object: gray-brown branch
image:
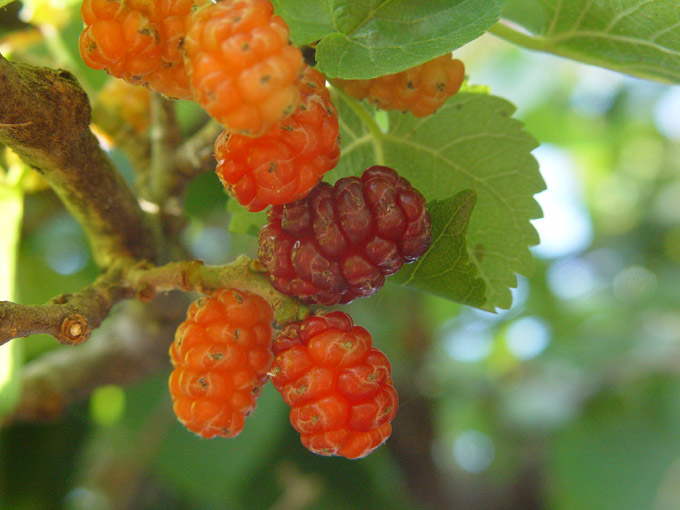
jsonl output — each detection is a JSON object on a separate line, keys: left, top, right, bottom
{"left": 4, "top": 256, "right": 310, "bottom": 422}
{"left": 0, "top": 53, "right": 158, "bottom": 267}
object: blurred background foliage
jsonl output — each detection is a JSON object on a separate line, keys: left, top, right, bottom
{"left": 2, "top": 1, "right": 680, "bottom": 509}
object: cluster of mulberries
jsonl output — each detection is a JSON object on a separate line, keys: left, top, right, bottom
{"left": 79, "top": 0, "right": 465, "bottom": 460}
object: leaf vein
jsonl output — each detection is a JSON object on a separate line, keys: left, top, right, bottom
{"left": 546, "top": 30, "right": 680, "bottom": 57}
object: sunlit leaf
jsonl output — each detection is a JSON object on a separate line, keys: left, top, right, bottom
{"left": 17, "top": 0, "right": 79, "bottom": 28}
{"left": 498, "top": 0, "right": 680, "bottom": 83}
{"left": 272, "top": 0, "right": 508, "bottom": 79}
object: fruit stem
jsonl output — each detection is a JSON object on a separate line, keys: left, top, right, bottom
{"left": 487, "top": 22, "right": 549, "bottom": 53}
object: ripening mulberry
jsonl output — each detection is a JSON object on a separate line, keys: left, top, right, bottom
{"left": 258, "top": 165, "right": 431, "bottom": 305}
{"left": 332, "top": 54, "right": 465, "bottom": 117}
{"left": 184, "top": 0, "right": 304, "bottom": 136}
{"left": 214, "top": 66, "right": 340, "bottom": 212}
{"left": 169, "top": 288, "right": 274, "bottom": 438}
{"left": 270, "top": 311, "right": 398, "bottom": 459}
{"left": 79, "top": 0, "right": 199, "bottom": 99}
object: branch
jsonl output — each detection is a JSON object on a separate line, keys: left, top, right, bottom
{"left": 0, "top": 263, "right": 132, "bottom": 346}
{"left": 7, "top": 298, "right": 184, "bottom": 423}
{"left": 135, "top": 95, "right": 190, "bottom": 250}
{"left": 146, "top": 93, "right": 183, "bottom": 204}
{"left": 386, "top": 294, "right": 459, "bottom": 509}
{"left": 156, "top": 118, "right": 223, "bottom": 201}
{"left": 0, "top": 255, "right": 308, "bottom": 346}
{"left": 0, "top": 53, "right": 158, "bottom": 266}
{"left": 126, "top": 255, "right": 309, "bottom": 326}
{"left": 5, "top": 255, "right": 310, "bottom": 422}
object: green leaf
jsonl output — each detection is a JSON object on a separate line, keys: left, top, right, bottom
{"left": 392, "top": 191, "right": 486, "bottom": 307}
{"left": 271, "top": 0, "right": 335, "bottom": 43}
{"left": 500, "top": 0, "right": 545, "bottom": 34}
{"left": 0, "top": 0, "right": 14, "bottom": 9}
{"left": 227, "top": 199, "right": 267, "bottom": 236}
{"left": 272, "top": 0, "right": 508, "bottom": 79}
{"left": 496, "top": 0, "right": 680, "bottom": 84}
{"left": 330, "top": 90, "right": 544, "bottom": 311}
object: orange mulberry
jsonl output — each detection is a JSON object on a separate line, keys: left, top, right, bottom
{"left": 169, "top": 288, "right": 274, "bottom": 438}
{"left": 270, "top": 311, "right": 398, "bottom": 459}
{"left": 184, "top": 0, "right": 304, "bottom": 136}
{"left": 79, "top": 0, "right": 199, "bottom": 99}
{"left": 332, "top": 54, "right": 465, "bottom": 117}
{"left": 214, "top": 66, "right": 340, "bottom": 212}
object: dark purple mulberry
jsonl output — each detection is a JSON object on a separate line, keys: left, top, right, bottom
{"left": 258, "top": 166, "right": 431, "bottom": 305}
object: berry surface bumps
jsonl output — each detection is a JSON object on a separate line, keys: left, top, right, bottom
{"left": 169, "top": 288, "right": 274, "bottom": 439}
{"left": 332, "top": 54, "right": 465, "bottom": 117}
{"left": 215, "top": 66, "right": 340, "bottom": 212}
{"left": 184, "top": 0, "right": 304, "bottom": 136}
{"left": 270, "top": 311, "right": 398, "bottom": 459}
{"left": 79, "top": 0, "right": 198, "bottom": 99}
{"left": 258, "top": 165, "right": 432, "bottom": 305}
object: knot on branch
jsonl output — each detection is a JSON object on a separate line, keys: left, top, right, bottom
{"left": 51, "top": 293, "right": 73, "bottom": 305}
{"left": 59, "top": 314, "right": 90, "bottom": 345}
{"left": 179, "top": 260, "right": 206, "bottom": 292}
{"left": 136, "top": 284, "right": 157, "bottom": 302}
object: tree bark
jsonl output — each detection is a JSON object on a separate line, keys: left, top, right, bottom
{"left": 0, "top": 54, "right": 157, "bottom": 267}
